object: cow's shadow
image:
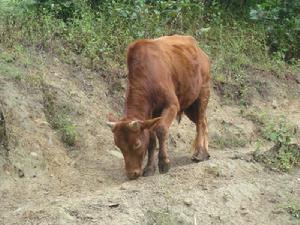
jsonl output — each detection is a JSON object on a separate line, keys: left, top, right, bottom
{"left": 105, "top": 151, "right": 198, "bottom": 183}
{"left": 170, "top": 152, "right": 195, "bottom": 168}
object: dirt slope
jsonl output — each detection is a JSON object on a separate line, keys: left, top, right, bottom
{"left": 0, "top": 48, "right": 300, "bottom": 225}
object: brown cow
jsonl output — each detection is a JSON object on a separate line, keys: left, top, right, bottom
{"left": 107, "top": 35, "right": 211, "bottom": 180}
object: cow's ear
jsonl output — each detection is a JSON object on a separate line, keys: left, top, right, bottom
{"left": 142, "top": 117, "right": 161, "bottom": 131}
{"left": 106, "top": 114, "right": 118, "bottom": 131}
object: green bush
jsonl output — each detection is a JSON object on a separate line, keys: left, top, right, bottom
{"left": 251, "top": 114, "right": 300, "bottom": 172}
{"left": 250, "top": 1, "right": 300, "bottom": 60}
{"left": 0, "top": 0, "right": 299, "bottom": 81}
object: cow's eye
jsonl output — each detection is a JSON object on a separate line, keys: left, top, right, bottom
{"left": 133, "top": 140, "right": 142, "bottom": 149}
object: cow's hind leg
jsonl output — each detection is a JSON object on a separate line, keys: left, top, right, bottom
{"left": 143, "top": 132, "right": 157, "bottom": 177}
{"left": 184, "top": 86, "right": 210, "bottom": 162}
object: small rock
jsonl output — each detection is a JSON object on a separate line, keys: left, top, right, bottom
{"left": 202, "top": 185, "right": 208, "bottom": 191}
{"left": 108, "top": 203, "right": 119, "bottom": 208}
{"left": 18, "top": 169, "right": 24, "bottom": 178}
{"left": 183, "top": 198, "right": 193, "bottom": 206}
{"left": 240, "top": 210, "right": 249, "bottom": 216}
{"left": 120, "top": 183, "right": 129, "bottom": 190}
{"left": 30, "top": 152, "right": 38, "bottom": 158}
{"left": 272, "top": 100, "right": 278, "bottom": 109}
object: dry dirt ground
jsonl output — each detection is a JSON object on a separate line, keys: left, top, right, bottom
{"left": 0, "top": 48, "right": 300, "bottom": 225}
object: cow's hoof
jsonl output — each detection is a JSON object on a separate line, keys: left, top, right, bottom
{"left": 191, "top": 151, "right": 210, "bottom": 163}
{"left": 158, "top": 161, "right": 170, "bottom": 174}
{"left": 143, "top": 165, "right": 156, "bottom": 177}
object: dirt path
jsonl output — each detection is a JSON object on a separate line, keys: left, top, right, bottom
{"left": 1, "top": 148, "right": 300, "bottom": 225}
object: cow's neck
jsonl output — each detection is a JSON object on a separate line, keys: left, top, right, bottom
{"left": 124, "top": 83, "right": 150, "bottom": 121}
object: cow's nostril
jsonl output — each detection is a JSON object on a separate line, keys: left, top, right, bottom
{"left": 127, "top": 170, "right": 141, "bottom": 180}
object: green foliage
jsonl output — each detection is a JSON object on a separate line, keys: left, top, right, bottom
{"left": 249, "top": 112, "right": 300, "bottom": 172}
{"left": 32, "top": 0, "right": 83, "bottom": 21}
{"left": 0, "top": 0, "right": 299, "bottom": 99}
{"left": 43, "top": 86, "right": 77, "bottom": 146}
{"left": 212, "top": 133, "right": 247, "bottom": 150}
{"left": 245, "top": 111, "right": 297, "bottom": 145}
{"left": 250, "top": 1, "right": 300, "bottom": 60}
{"left": 261, "top": 116, "right": 294, "bottom": 146}
{"left": 0, "top": 50, "right": 23, "bottom": 81}
{"left": 253, "top": 141, "right": 300, "bottom": 172}
{"left": 210, "top": 19, "right": 271, "bottom": 106}
{"left": 52, "top": 114, "right": 77, "bottom": 146}
{"left": 0, "top": 0, "right": 206, "bottom": 68}
{"left": 1, "top": 0, "right": 299, "bottom": 62}
{"left": 146, "top": 209, "right": 181, "bottom": 225}
{"left": 286, "top": 205, "right": 300, "bottom": 220}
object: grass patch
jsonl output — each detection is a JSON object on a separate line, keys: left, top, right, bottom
{"left": 244, "top": 111, "right": 299, "bottom": 143}
{"left": 278, "top": 201, "right": 300, "bottom": 220}
{"left": 1, "top": 46, "right": 76, "bottom": 146}
{"left": 286, "top": 204, "right": 300, "bottom": 220}
{"left": 146, "top": 209, "right": 181, "bottom": 225}
{"left": 42, "top": 85, "right": 77, "bottom": 147}
{"left": 0, "top": 45, "right": 44, "bottom": 84}
{"left": 254, "top": 143, "right": 300, "bottom": 172}
{"left": 248, "top": 111, "right": 300, "bottom": 171}
{"left": 212, "top": 133, "right": 247, "bottom": 150}
{"left": 211, "top": 120, "right": 247, "bottom": 149}
{"left": 0, "top": 62, "right": 23, "bottom": 81}
{"left": 52, "top": 114, "right": 77, "bottom": 146}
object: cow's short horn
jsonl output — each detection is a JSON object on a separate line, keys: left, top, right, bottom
{"left": 106, "top": 121, "right": 117, "bottom": 130}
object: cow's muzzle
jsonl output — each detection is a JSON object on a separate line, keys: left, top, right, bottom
{"left": 126, "top": 169, "right": 142, "bottom": 180}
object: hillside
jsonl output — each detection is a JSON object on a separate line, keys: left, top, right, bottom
{"left": 0, "top": 44, "right": 300, "bottom": 224}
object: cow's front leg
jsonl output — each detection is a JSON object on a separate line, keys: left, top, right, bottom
{"left": 143, "top": 132, "right": 157, "bottom": 177}
{"left": 156, "top": 104, "right": 179, "bottom": 174}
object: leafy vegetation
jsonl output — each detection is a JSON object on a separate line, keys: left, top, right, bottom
{"left": 248, "top": 112, "right": 300, "bottom": 172}
{"left": 52, "top": 114, "right": 77, "bottom": 146}
{"left": 286, "top": 204, "right": 300, "bottom": 220}
{"left": 211, "top": 121, "right": 247, "bottom": 149}
{"left": 0, "top": 0, "right": 299, "bottom": 105}
{"left": 212, "top": 133, "right": 247, "bottom": 150}
{"left": 0, "top": 49, "right": 24, "bottom": 81}
{"left": 43, "top": 85, "right": 77, "bottom": 146}
{"left": 250, "top": 1, "right": 300, "bottom": 61}
{"left": 0, "top": 0, "right": 299, "bottom": 107}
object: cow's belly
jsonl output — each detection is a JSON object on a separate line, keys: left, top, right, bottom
{"left": 177, "top": 90, "right": 199, "bottom": 111}
{"left": 175, "top": 73, "right": 202, "bottom": 111}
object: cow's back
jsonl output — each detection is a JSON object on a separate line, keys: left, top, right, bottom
{"left": 127, "top": 35, "right": 210, "bottom": 113}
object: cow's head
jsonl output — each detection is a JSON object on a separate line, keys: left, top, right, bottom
{"left": 107, "top": 115, "right": 161, "bottom": 180}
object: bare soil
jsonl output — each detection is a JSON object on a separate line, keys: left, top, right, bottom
{"left": 0, "top": 48, "right": 300, "bottom": 225}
